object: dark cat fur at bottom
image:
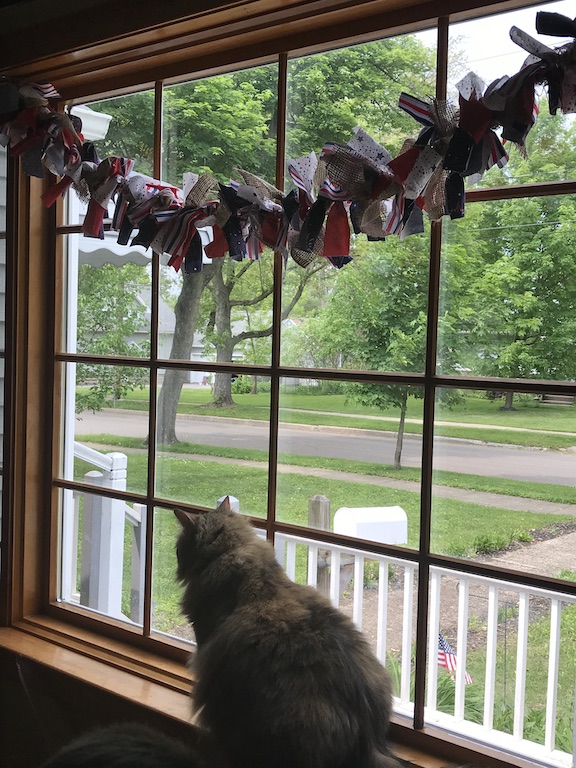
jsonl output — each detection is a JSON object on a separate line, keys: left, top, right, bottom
{"left": 175, "top": 497, "right": 402, "bottom": 768}
{"left": 40, "top": 722, "right": 211, "bottom": 768}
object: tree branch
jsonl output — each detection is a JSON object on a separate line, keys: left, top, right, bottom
{"left": 231, "top": 284, "right": 274, "bottom": 308}
{"left": 224, "top": 260, "right": 252, "bottom": 289}
{"left": 281, "top": 262, "right": 325, "bottom": 320}
{"left": 232, "top": 327, "right": 272, "bottom": 343}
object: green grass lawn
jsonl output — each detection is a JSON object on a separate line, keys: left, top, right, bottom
{"left": 74, "top": 450, "right": 570, "bottom": 558}
{"left": 102, "top": 388, "right": 576, "bottom": 430}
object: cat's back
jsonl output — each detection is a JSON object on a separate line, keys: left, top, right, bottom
{"left": 194, "top": 574, "right": 394, "bottom": 768}
{"left": 202, "top": 569, "right": 389, "bottom": 688}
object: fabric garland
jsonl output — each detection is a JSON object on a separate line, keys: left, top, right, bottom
{"left": 3, "top": 10, "right": 576, "bottom": 271}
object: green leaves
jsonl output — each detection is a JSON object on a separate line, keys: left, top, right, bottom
{"left": 162, "top": 69, "right": 277, "bottom": 185}
{"left": 76, "top": 263, "right": 150, "bottom": 413}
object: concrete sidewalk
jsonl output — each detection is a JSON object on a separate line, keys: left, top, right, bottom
{"left": 274, "top": 461, "right": 576, "bottom": 517}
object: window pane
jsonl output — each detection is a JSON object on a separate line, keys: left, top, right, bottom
{"left": 283, "top": 35, "right": 435, "bottom": 371}
{"left": 161, "top": 65, "right": 278, "bottom": 367}
{"left": 427, "top": 570, "right": 576, "bottom": 758}
{"left": 59, "top": 361, "right": 150, "bottom": 494}
{"left": 276, "top": 377, "right": 421, "bottom": 550}
{"left": 63, "top": 234, "right": 152, "bottom": 358}
{"left": 438, "top": 196, "right": 576, "bottom": 381}
{"left": 431, "top": 387, "right": 576, "bottom": 569}
{"left": 449, "top": 0, "right": 576, "bottom": 188}
{"left": 152, "top": 506, "right": 190, "bottom": 641}
{"left": 66, "top": 92, "right": 154, "bottom": 227}
{"left": 281, "top": 234, "right": 430, "bottom": 373}
{"left": 155, "top": 369, "right": 270, "bottom": 517}
{"left": 58, "top": 485, "right": 145, "bottom": 628}
{"left": 286, "top": 34, "right": 436, "bottom": 159}
{"left": 162, "top": 65, "right": 277, "bottom": 187}
{"left": 90, "top": 92, "right": 155, "bottom": 173}
{"left": 158, "top": 252, "right": 274, "bottom": 367}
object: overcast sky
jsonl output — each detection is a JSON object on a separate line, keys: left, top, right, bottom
{"left": 416, "top": 0, "right": 575, "bottom": 92}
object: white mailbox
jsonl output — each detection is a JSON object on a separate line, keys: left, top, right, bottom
{"left": 334, "top": 506, "right": 407, "bottom": 545}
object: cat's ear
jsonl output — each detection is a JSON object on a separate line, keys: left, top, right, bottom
{"left": 174, "top": 508, "right": 200, "bottom": 529}
{"left": 216, "top": 496, "right": 231, "bottom": 513}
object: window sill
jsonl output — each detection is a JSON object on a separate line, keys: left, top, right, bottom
{"left": 0, "top": 618, "right": 193, "bottom": 722}
{"left": 0, "top": 620, "right": 539, "bottom": 768}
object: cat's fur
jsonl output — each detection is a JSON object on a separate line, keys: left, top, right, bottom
{"left": 41, "top": 722, "right": 210, "bottom": 768}
{"left": 175, "top": 497, "right": 401, "bottom": 768}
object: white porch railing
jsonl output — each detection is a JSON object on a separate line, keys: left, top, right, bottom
{"left": 61, "top": 442, "right": 146, "bottom": 623}
{"left": 272, "top": 531, "right": 576, "bottom": 768}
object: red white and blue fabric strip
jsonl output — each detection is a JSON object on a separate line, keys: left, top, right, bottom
{"left": 398, "top": 92, "right": 433, "bottom": 126}
{"left": 162, "top": 208, "right": 206, "bottom": 262}
{"left": 384, "top": 193, "right": 404, "bottom": 235}
{"left": 319, "top": 178, "right": 349, "bottom": 201}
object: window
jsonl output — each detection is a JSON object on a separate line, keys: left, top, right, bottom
{"left": 3, "top": 1, "right": 576, "bottom": 766}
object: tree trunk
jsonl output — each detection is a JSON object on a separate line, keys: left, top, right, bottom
{"left": 394, "top": 389, "right": 409, "bottom": 470}
{"left": 499, "top": 391, "right": 515, "bottom": 411}
{"left": 156, "top": 265, "right": 216, "bottom": 443}
{"left": 210, "top": 261, "right": 236, "bottom": 407}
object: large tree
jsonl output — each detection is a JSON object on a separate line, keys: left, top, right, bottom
{"left": 200, "top": 254, "right": 324, "bottom": 407}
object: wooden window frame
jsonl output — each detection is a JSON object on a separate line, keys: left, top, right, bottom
{"left": 2, "top": 1, "right": 576, "bottom": 765}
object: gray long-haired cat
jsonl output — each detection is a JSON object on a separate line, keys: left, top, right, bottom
{"left": 175, "top": 497, "right": 401, "bottom": 768}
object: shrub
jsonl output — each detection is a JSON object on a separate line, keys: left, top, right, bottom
{"left": 231, "top": 375, "right": 252, "bottom": 394}
{"left": 473, "top": 534, "right": 508, "bottom": 554}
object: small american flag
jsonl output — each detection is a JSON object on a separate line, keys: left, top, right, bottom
{"left": 438, "top": 633, "right": 473, "bottom": 685}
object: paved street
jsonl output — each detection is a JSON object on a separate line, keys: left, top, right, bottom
{"left": 75, "top": 408, "right": 576, "bottom": 487}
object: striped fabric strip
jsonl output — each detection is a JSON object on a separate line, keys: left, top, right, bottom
{"left": 384, "top": 193, "right": 404, "bottom": 235}
{"left": 112, "top": 195, "right": 130, "bottom": 231}
{"left": 287, "top": 152, "right": 318, "bottom": 202}
{"left": 487, "top": 131, "right": 509, "bottom": 169}
{"left": 319, "top": 142, "right": 338, "bottom": 160}
{"left": 319, "top": 178, "right": 349, "bottom": 201}
{"left": 245, "top": 233, "right": 261, "bottom": 260}
{"left": 29, "top": 82, "right": 61, "bottom": 99}
{"left": 162, "top": 207, "right": 205, "bottom": 259}
{"left": 128, "top": 187, "right": 179, "bottom": 226}
{"left": 398, "top": 92, "right": 433, "bottom": 126}
{"left": 154, "top": 208, "right": 180, "bottom": 224}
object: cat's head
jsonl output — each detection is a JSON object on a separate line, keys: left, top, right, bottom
{"left": 174, "top": 496, "right": 246, "bottom": 581}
